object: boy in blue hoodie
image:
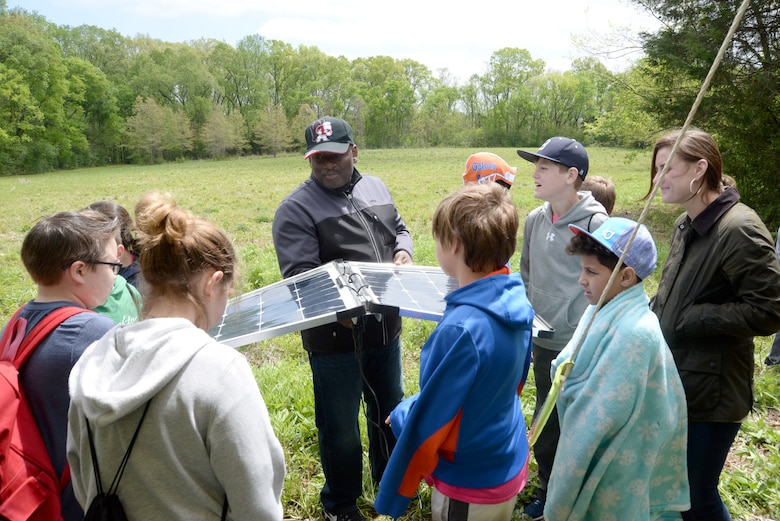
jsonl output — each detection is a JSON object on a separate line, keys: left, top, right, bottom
{"left": 375, "top": 182, "right": 535, "bottom": 520}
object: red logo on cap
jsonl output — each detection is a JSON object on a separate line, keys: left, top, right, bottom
{"left": 314, "top": 121, "right": 333, "bottom": 143}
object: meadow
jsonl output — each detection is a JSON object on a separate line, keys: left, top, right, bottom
{"left": 0, "top": 147, "right": 777, "bottom": 520}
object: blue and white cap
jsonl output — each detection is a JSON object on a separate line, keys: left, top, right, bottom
{"left": 569, "top": 217, "right": 657, "bottom": 279}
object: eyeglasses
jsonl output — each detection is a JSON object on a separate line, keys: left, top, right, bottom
{"left": 88, "top": 260, "right": 123, "bottom": 275}
{"left": 62, "top": 260, "right": 123, "bottom": 275}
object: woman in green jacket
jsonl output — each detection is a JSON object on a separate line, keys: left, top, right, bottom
{"left": 646, "top": 128, "right": 780, "bottom": 521}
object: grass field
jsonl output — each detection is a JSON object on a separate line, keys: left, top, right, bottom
{"left": 1, "top": 147, "right": 777, "bottom": 520}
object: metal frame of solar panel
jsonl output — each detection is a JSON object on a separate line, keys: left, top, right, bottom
{"left": 210, "top": 260, "right": 553, "bottom": 348}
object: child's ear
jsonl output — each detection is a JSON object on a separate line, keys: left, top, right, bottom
{"left": 566, "top": 167, "right": 579, "bottom": 184}
{"left": 202, "top": 269, "right": 225, "bottom": 300}
{"left": 620, "top": 266, "right": 638, "bottom": 287}
{"left": 63, "top": 260, "right": 89, "bottom": 287}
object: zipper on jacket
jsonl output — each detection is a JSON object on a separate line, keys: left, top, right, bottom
{"left": 344, "top": 191, "right": 383, "bottom": 261}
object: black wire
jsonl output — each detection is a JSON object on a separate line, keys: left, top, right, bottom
{"left": 351, "top": 316, "right": 393, "bottom": 469}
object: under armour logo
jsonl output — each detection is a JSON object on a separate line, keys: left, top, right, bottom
{"left": 546, "top": 232, "right": 556, "bottom": 242}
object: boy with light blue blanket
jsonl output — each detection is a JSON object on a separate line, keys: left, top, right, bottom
{"left": 546, "top": 217, "right": 690, "bottom": 521}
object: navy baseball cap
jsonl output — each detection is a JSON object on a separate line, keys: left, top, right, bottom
{"left": 517, "top": 137, "right": 589, "bottom": 180}
{"left": 569, "top": 217, "right": 657, "bottom": 280}
{"left": 304, "top": 117, "right": 354, "bottom": 159}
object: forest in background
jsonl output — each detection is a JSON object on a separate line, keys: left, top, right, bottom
{"left": 1, "top": 0, "right": 779, "bottom": 228}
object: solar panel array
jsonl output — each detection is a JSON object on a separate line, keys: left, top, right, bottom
{"left": 209, "top": 261, "right": 553, "bottom": 348}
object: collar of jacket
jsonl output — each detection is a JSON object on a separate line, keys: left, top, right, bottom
{"left": 690, "top": 186, "right": 740, "bottom": 236}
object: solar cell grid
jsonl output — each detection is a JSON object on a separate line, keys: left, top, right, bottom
{"left": 209, "top": 260, "right": 553, "bottom": 348}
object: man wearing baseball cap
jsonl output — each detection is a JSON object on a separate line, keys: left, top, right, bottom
{"left": 272, "top": 116, "right": 413, "bottom": 521}
{"left": 515, "top": 136, "right": 608, "bottom": 519}
{"left": 544, "top": 216, "right": 689, "bottom": 520}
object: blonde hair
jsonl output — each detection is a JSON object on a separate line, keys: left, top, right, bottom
{"left": 135, "top": 191, "right": 236, "bottom": 322}
{"left": 432, "top": 183, "right": 518, "bottom": 272}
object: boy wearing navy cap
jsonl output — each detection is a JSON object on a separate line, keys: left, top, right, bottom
{"left": 543, "top": 217, "right": 690, "bottom": 520}
{"left": 516, "top": 137, "right": 608, "bottom": 519}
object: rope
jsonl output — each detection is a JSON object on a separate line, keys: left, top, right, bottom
{"left": 529, "top": 0, "right": 754, "bottom": 445}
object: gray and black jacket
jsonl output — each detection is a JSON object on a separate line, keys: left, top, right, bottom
{"left": 520, "top": 192, "right": 608, "bottom": 351}
{"left": 272, "top": 168, "right": 413, "bottom": 353}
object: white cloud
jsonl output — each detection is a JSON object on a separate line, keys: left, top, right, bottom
{"left": 17, "top": 0, "right": 660, "bottom": 81}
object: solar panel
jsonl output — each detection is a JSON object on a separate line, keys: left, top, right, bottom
{"left": 348, "top": 262, "right": 458, "bottom": 321}
{"left": 209, "top": 261, "right": 553, "bottom": 348}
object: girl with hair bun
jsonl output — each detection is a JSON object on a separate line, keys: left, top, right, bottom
{"left": 68, "top": 191, "right": 286, "bottom": 521}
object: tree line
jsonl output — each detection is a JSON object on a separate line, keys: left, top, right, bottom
{"left": 1, "top": 0, "right": 778, "bottom": 229}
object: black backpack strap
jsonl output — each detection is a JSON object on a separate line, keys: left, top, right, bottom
{"left": 221, "top": 495, "right": 229, "bottom": 521}
{"left": 86, "top": 401, "right": 151, "bottom": 496}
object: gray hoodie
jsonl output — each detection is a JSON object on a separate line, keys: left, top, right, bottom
{"left": 520, "top": 192, "right": 608, "bottom": 351}
{"left": 67, "top": 318, "right": 285, "bottom": 520}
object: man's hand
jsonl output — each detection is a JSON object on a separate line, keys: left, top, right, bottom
{"left": 394, "top": 250, "right": 413, "bottom": 265}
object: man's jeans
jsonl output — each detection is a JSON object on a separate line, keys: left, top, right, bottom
{"left": 309, "top": 337, "right": 404, "bottom": 513}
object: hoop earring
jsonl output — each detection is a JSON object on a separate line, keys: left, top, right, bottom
{"left": 689, "top": 177, "right": 703, "bottom": 195}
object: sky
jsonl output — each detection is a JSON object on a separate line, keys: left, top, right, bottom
{"left": 12, "top": 0, "right": 662, "bottom": 83}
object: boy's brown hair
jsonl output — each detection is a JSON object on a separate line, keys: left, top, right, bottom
{"left": 581, "top": 175, "right": 616, "bottom": 214}
{"left": 432, "top": 183, "right": 518, "bottom": 272}
{"left": 21, "top": 212, "right": 119, "bottom": 286}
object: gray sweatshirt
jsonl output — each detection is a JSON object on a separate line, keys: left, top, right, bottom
{"left": 520, "top": 192, "right": 608, "bottom": 351}
{"left": 67, "top": 318, "right": 285, "bottom": 520}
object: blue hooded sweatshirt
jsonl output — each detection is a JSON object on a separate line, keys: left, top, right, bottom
{"left": 375, "top": 272, "right": 534, "bottom": 518}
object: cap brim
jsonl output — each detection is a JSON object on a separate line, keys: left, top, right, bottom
{"left": 304, "top": 142, "right": 351, "bottom": 159}
{"left": 568, "top": 224, "right": 591, "bottom": 238}
{"left": 517, "top": 150, "right": 541, "bottom": 163}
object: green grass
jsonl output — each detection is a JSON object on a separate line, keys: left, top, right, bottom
{"left": 1, "top": 148, "right": 777, "bottom": 520}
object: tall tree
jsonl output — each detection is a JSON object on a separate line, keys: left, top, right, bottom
{"left": 123, "top": 96, "right": 193, "bottom": 163}
{"left": 254, "top": 104, "right": 293, "bottom": 157}
{"left": 478, "top": 48, "right": 544, "bottom": 145}
{"left": 634, "top": 0, "right": 780, "bottom": 227}
{"left": 202, "top": 109, "right": 249, "bottom": 157}
{"left": 352, "top": 56, "right": 417, "bottom": 148}
{"left": 0, "top": 7, "right": 82, "bottom": 172}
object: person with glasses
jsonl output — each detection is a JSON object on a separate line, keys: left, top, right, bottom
{"left": 4, "top": 211, "right": 120, "bottom": 521}
{"left": 272, "top": 116, "right": 413, "bottom": 521}
{"left": 81, "top": 204, "right": 143, "bottom": 325}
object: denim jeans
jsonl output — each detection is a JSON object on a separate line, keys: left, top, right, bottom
{"left": 309, "top": 336, "right": 404, "bottom": 513}
{"left": 682, "top": 421, "right": 741, "bottom": 521}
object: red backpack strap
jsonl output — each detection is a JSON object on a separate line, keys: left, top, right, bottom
{"left": 13, "top": 306, "right": 90, "bottom": 369}
{"left": 1, "top": 305, "right": 90, "bottom": 495}
{"left": 0, "top": 307, "right": 27, "bottom": 363}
